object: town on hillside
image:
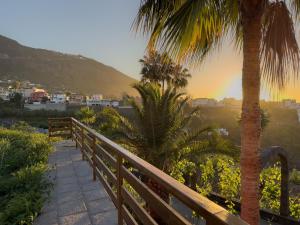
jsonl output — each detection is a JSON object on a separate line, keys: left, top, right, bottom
{"left": 0, "top": 79, "right": 123, "bottom": 111}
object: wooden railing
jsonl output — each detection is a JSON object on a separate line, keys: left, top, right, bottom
{"left": 48, "top": 117, "right": 248, "bottom": 225}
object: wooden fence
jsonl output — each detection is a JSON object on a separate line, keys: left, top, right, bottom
{"left": 48, "top": 117, "right": 248, "bottom": 225}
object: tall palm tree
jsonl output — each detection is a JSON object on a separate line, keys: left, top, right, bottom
{"left": 170, "top": 64, "right": 191, "bottom": 89}
{"left": 134, "top": 1, "right": 300, "bottom": 224}
{"left": 139, "top": 50, "right": 173, "bottom": 91}
{"left": 140, "top": 50, "right": 191, "bottom": 91}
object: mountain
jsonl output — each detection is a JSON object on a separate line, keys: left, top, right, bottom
{"left": 0, "top": 35, "right": 137, "bottom": 97}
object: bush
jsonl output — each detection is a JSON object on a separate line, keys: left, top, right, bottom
{"left": 290, "top": 169, "right": 300, "bottom": 185}
{"left": 0, "top": 128, "right": 52, "bottom": 175}
{"left": 0, "top": 128, "right": 53, "bottom": 225}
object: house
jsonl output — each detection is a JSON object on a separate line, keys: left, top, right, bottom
{"left": 192, "top": 98, "right": 222, "bottom": 107}
{"left": 29, "top": 88, "right": 48, "bottom": 103}
{"left": 0, "top": 87, "right": 10, "bottom": 101}
{"left": 50, "top": 92, "right": 66, "bottom": 103}
{"left": 17, "top": 88, "right": 34, "bottom": 101}
{"left": 68, "top": 93, "right": 85, "bottom": 105}
{"left": 86, "top": 97, "right": 120, "bottom": 107}
{"left": 86, "top": 94, "right": 104, "bottom": 106}
{"left": 282, "top": 99, "right": 298, "bottom": 109}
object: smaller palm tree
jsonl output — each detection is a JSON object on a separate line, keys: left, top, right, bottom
{"left": 140, "top": 51, "right": 191, "bottom": 92}
{"left": 170, "top": 65, "right": 191, "bottom": 90}
{"left": 104, "top": 83, "right": 210, "bottom": 173}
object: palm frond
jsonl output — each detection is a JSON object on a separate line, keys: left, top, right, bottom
{"left": 261, "top": 1, "right": 300, "bottom": 90}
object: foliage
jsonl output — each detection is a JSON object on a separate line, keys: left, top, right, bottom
{"left": 290, "top": 169, "right": 300, "bottom": 185}
{"left": 193, "top": 158, "right": 300, "bottom": 220}
{"left": 96, "top": 107, "right": 122, "bottom": 138}
{"left": 75, "top": 107, "right": 96, "bottom": 125}
{"left": 0, "top": 129, "right": 52, "bottom": 175}
{"left": 11, "top": 121, "right": 36, "bottom": 133}
{"left": 9, "top": 93, "right": 24, "bottom": 109}
{"left": 97, "top": 82, "right": 212, "bottom": 173}
{"left": 0, "top": 128, "right": 52, "bottom": 225}
{"left": 140, "top": 50, "right": 191, "bottom": 91}
{"left": 260, "top": 165, "right": 281, "bottom": 213}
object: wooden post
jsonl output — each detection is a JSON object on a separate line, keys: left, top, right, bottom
{"left": 70, "top": 118, "right": 73, "bottom": 141}
{"left": 92, "top": 135, "right": 96, "bottom": 181}
{"left": 81, "top": 126, "right": 84, "bottom": 160}
{"left": 48, "top": 119, "right": 51, "bottom": 138}
{"left": 75, "top": 124, "right": 78, "bottom": 149}
{"left": 117, "top": 155, "right": 123, "bottom": 225}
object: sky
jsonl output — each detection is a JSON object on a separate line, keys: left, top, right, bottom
{"left": 1, "top": 0, "right": 300, "bottom": 101}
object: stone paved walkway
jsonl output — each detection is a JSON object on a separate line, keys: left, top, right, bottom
{"left": 34, "top": 140, "right": 117, "bottom": 225}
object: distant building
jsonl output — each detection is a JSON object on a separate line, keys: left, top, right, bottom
{"left": 50, "top": 92, "right": 66, "bottom": 103}
{"left": 68, "top": 93, "right": 85, "bottom": 105}
{"left": 86, "top": 98, "right": 120, "bottom": 107}
{"left": 220, "top": 98, "right": 242, "bottom": 109}
{"left": 17, "top": 88, "right": 34, "bottom": 99}
{"left": 0, "top": 87, "right": 9, "bottom": 101}
{"left": 192, "top": 98, "right": 223, "bottom": 107}
{"left": 282, "top": 99, "right": 299, "bottom": 109}
{"left": 29, "top": 88, "right": 48, "bottom": 103}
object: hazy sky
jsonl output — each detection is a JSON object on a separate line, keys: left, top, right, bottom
{"left": 1, "top": 0, "right": 300, "bottom": 100}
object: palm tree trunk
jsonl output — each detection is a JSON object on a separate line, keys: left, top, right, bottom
{"left": 240, "top": 2, "right": 263, "bottom": 224}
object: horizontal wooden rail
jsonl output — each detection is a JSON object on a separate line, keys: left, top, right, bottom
{"left": 48, "top": 117, "right": 248, "bottom": 225}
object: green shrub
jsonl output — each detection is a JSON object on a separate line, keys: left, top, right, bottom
{"left": 290, "top": 169, "right": 300, "bottom": 185}
{"left": 0, "top": 128, "right": 53, "bottom": 225}
{"left": 0, "top": 128, "right": 52, "bottom": 175}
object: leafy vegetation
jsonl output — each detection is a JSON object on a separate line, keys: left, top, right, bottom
{"left": 0, "top": 126, "right": 53, "bottom": 225}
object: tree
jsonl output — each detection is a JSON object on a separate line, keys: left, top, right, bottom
{"left": 140, "top": 50, "right": 191, "bottom": 91}
{"left": 75, "top": 107, "right": 96, "bottom": 125}
{"left": 101, "top": 83, "right": 210, "bottom": 173}
{"left": 9, "top": 93, "right": 24, "bottom": 109}
{"left": 134, "top": 1, "right": 300, "bottom": 224}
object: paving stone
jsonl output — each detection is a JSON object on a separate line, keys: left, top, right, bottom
{"left": 86, "top": 198, "right": 115, "bottom": 215}
{"left": 90, "top": 210, "right": 117, "bottom": 225}
{"left": 78, "top": 175, "right": 94, "bottom": 185}
{"left": 57, "top": 176, "right": 78, "bottom": 186}
{"left": 83, "top": 189, "right": 109, "bottom": 202}
{"left": 57, "top": 169, "right": 75, "bottom": 178}
{"left": 58, "top": 212, "right": 91, "bottom": 225}
{"left": 34, "top": 141, "right": 117, "bottom": 225}
{"left": 41, "top": 199, "right": 57, "bottom": 213}
{"left": 58, "top": 199, "right": 87, "bottom": 217}
{"left": 80, "top": 182, "right": 102, "bottom": 192}
{"left": 56, "top": 183, "right": 80, "bottom": 194}
{"left": 34, "top": 210, "right": 58, "bottom": 225}
{"left": 57, "top": 191, "right": 84, "bottom": 204}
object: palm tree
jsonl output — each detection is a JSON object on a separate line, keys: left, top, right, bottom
{"left": 139, "top": 50, "right": 173, "bottom": 91}
{"left": 140, "top": 50, "right": 191, "bottom": 91}
{"left": 134, "top": 1, "right": 300, "bottom": 224}
{"left": 106, "top": 83, "right": 210, "bottom": 173}
{"left": 170, "top": 65, "right": 191, "bottom": 89}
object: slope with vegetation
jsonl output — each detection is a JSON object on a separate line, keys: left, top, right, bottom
{"left": 0, "top": 35, "right": 136, "bottom": 96}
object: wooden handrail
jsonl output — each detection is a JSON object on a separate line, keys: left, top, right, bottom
{"left": 48, "top": 117, "right": 248, "bottom": 225}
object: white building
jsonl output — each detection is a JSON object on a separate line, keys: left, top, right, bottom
{"left": 17, "top": 88, "right": 34, "bottom": 99}
{"left": 50, "top": 93, "right": 66, "bottom": 103}
{"left": 86, "top": 98, "right": 120, "bottom": 107}
{"left": 0, "top": 88, "right": 9, "bottom": 101}
{"left": 192, "top": 98, "right": 223, "bottom": 107}
{"left": 282, "top": 99, "right": 298, "bottom": 109}
{"left": 90, "top": 94, "right": 103, "bottom": 101}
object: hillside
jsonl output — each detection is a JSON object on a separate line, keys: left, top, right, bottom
{"left": 0, "top": 35, "right": 137, "bottom": 97}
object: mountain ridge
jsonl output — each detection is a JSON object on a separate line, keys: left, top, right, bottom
{"left": 0, "top": 35, "right": 137, "bottom": 97}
